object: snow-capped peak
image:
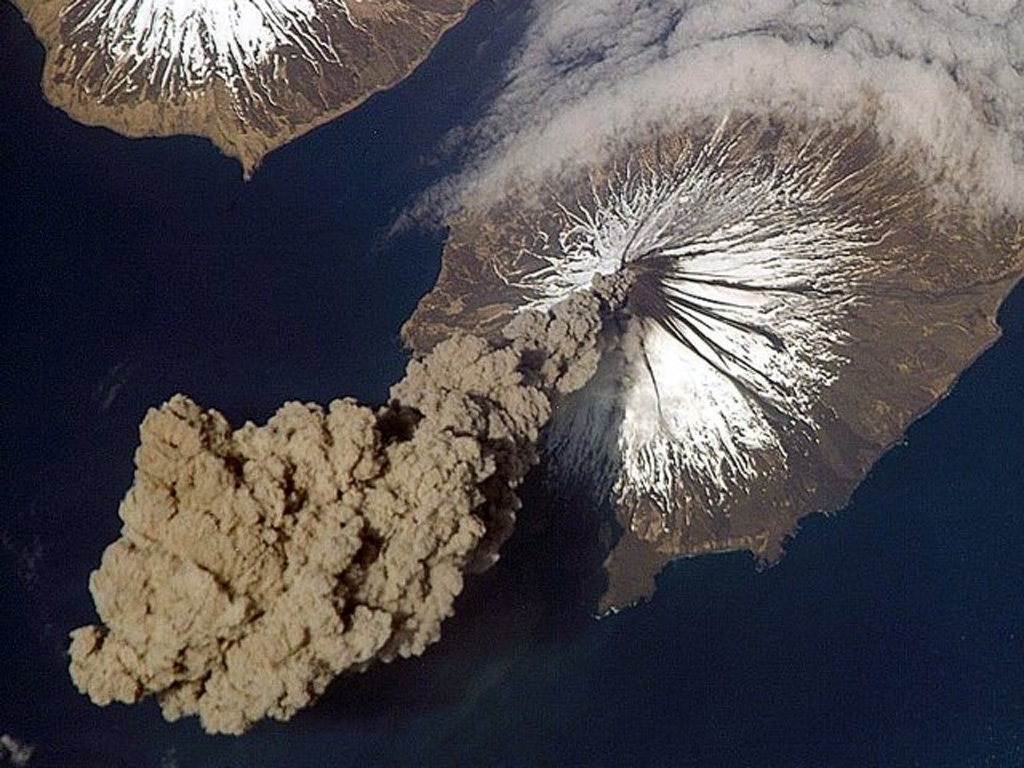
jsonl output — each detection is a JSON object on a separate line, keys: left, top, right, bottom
{"left": 63, "top": 0, "right": 352, "bottom": 94}
{"left": 26, "top": 0, "right": 475, "bottom": 173}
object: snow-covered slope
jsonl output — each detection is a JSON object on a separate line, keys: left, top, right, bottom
{"left": 64, "top": 0, "right": 353, "bottom": 91}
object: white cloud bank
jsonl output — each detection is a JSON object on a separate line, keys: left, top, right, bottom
{"left": 431, "top": 0, "right": 1024, "bottom": 215}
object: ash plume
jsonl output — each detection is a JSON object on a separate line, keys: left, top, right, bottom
{"left": 68, "top": 289, "right": 615, "bottom": 735}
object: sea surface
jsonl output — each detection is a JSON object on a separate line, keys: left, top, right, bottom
{"left": 1, "top": 3, "right": 1022, "bottom": 766}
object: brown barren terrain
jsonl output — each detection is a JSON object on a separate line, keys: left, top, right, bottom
{"left": 14, "top": 0, "right": 477, "bottom": 176}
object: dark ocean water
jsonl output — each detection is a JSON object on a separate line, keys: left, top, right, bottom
{"left": 2, "top": 3, "right": 1022, "bottom": 766}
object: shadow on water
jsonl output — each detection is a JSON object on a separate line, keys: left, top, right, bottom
{"left": 304, "top": 470, "right": 616, "bottom": 724}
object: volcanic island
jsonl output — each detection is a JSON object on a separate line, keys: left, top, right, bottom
{"left": 13, "top": 0, "right": 478, "bottom": 176}
{"left": 404, "top": 116, "right": 1024, "bottom": 612}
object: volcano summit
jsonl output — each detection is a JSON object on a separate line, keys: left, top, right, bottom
{"left": 406, "top": 116, "right": 1024, "bottom": 610}
{"left": 14, "top": 0, "right": 477, "bottom": 175}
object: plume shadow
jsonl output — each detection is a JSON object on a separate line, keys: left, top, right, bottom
{"left": 303, "top": 467, "right": 617, "bottom": 724}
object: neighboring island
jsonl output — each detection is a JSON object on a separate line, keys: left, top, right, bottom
{"left": 13, "top": 0, "right": 478, "bottom": 176}
{"left": 404, "top": 115, "right": 1024, "bottom": 612}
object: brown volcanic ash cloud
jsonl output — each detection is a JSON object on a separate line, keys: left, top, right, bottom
{"left": 67, "top": 289, "right": 612, "bottom": 735}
